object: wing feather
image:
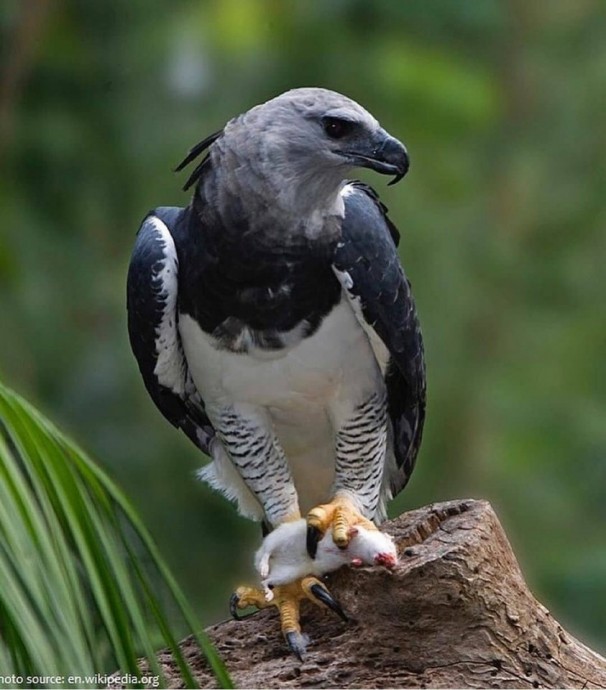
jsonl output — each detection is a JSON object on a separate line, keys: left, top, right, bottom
{"left": 333, "top": 183, "right": 426, "bottom": 498}
{"left": 126, "top": 208, "right": 215, "bottom": 454}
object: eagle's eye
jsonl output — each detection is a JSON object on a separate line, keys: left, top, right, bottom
{"left": 322, "top": 116, "right": 356, "bottom": 140}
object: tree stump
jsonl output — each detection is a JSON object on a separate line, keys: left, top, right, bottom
{"left": 157, "top": 499, "right": 606, "bottom": 688}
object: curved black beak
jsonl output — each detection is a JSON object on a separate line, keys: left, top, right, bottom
{"left": 338, "top": 131, "right": 409, "bottom": 186}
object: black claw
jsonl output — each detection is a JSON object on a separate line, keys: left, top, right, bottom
{"left": 285, "top": 631, "right": 306, "bottom": 661}
{"left": 309, "top": 583, "right": 349, "bottom": 622}
{"left": 229, "top": 592, "right": 257, "bottom": 621}
{"left": 229, "top": 592, "right": 241, "bottom": 620}
{"left": 306, "top": 524, "right": 321, "bottom": 559}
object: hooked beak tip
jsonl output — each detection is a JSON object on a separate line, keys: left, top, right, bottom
{"left": 340, "top": 134, "right": 409, "bottom": 185}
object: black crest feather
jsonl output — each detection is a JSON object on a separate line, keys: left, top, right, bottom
{"left": 174, "top": 129, "right": 223, "bottom": 191}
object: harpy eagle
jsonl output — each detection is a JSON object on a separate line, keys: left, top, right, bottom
{"left": 127, "top": 88, "right": 426, "bottom": 657}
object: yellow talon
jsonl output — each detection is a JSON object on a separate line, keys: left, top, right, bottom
{"left": 229, "top": 585, "right": 269, "bottom": 619}
{"left": 307, "top": 495, "right": 377, "bottom": 551}
{"left": 230, "top": 576, "right": 347, "bottom": 659}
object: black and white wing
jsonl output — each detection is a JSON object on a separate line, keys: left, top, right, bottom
{"left": 333, "top": 182, "right": 426, "bottom": 499}
{"left": 126, "top": 206, "right": 215, "bottom": 454}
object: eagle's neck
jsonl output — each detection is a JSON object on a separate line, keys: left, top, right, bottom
{"left": 197, "top": 145, "right": 344, "bottom": 249}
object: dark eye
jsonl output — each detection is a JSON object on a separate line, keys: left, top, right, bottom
{"left": 322, "top": 116, "right": 356, "bottom": 139}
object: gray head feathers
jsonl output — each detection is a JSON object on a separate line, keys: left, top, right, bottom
{"left": 177, "top": 88, "right": 407, "bottom": 241}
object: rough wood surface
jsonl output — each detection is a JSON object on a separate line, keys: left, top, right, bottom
{"left": 155, "top": 499, "right": 606, "bottom": 688}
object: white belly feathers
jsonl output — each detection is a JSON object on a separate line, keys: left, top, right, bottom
{"left": 178, "top": 297, "right": 381, "bottom": 414}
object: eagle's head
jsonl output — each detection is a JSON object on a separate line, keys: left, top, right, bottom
{"left": 236, "top": 88, "right": 409, "bottom": 188}
{"left": 178, "top": 88, "right": 409, "bottom": 231}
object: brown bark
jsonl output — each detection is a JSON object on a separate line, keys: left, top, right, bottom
{"left": 158, "top": 499, "right": 606, "bottom": 688}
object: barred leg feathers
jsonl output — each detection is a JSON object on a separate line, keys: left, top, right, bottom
{"left": 373, "top": 422, "right": 399, "bottom": 524}
{"left": 197, "top": 440, "right": 264, "bottom": 521}
{"left": 212, "top": 405, "right": 301, "bottom": 526}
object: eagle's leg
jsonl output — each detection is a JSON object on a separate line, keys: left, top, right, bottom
{"left": 230, "top": 577, "right": 347, "bottom": 660}
{"left": 307, "top": 391, "right": 388, "bottom": 557}
{"left": 218, "top": 403, "right": 350, "bottom": 656}
{"left": 213, "top": 403, "right": 301, "bottom": 525}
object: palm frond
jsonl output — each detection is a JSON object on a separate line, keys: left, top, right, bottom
{"left": 0, "top": 381, "right": 232, "bottom": 689}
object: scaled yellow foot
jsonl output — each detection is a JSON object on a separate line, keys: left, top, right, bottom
{"left": 307, "top": 494, "right": 377, "bottom": 555}
{"left": 230, "top": 576, "right": 347, "bottom": 660}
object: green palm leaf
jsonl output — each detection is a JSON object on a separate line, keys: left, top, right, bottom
{"left": 0, "top": 381, "right": 232, "bottom": 689}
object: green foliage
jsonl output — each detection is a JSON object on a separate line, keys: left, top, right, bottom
{"left": 0, "top": 382, "right": 231, "bottom": 688}
{"left": 0, "top": 0, "right": 604, "bottom": 652}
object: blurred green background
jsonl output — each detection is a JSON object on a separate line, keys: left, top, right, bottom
{"left": 1, "top": 0, "right": 605, "bottom": 652}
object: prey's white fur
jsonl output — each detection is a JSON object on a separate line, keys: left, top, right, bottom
{"left": 255, "top": 519, "right": 398, "bottom": 599}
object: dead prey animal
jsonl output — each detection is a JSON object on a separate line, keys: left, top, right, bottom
{"left": 256, "top": 518, "right": 398, "bottom": 599}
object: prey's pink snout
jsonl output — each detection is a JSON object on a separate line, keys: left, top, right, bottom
{"left": 374, "top": 552, "right": 397, "bottom": 569}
